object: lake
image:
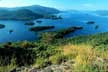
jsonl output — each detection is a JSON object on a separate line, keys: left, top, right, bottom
{"left": 0, "top": 20, "right": 36, "bottom": 43}
{"left": 0, "top": 12, "right": 108, "bottom": 43}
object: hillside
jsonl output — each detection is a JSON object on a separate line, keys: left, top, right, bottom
{"left": 14, "top": 5, "right": 60, "bottom": 15}
{"left": 0, "top": 5, "right": 60, "bottom": 20}
{"left": 0, "top": 32, "right": 108, "bottom": 72}
{"left": 92, "top": 10, "right": 108, "bottom": 16}
{"left": 0, "top": 9, "right": 43, "bottom": 20}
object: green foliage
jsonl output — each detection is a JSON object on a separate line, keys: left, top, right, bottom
{"left": 0, "top": 47, "right": 37, "bottom": 66}
{"left": 0, "top": 32, "right": 108, "bottom": 71}
{"left": 0, "top": 58, "right": 16, "bottom": 72}
{"left": 49, "top": 54, "right": 68, "bottom": 64}
{"left": 20, "top": 40, "right": 36, "bottom": 48}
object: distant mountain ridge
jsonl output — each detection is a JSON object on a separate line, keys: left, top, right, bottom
{"left": 11, "top": 5, "right": 60, "bottom": 15}
{"left": 0, "top": 5, "right": 60, "bottom": 20}
{"left": 91, "top": 10, "right": 108, "bottom": 16}
{"left": 61, "top": 10, "right": 108, "bottom": 18}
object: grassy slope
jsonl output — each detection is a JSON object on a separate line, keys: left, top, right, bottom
{"left": 56, "top": 32, "right": 108, "bottom": 72}
{"left": 0, "top": 32, "right": 108, "bottom": 72}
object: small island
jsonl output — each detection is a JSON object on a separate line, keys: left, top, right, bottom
{"left": 86, "top": 21, "right": 95, "bottom": 24}
{"left": 44, "top": 15, "right": 63, "bottom": 20}
{"left": 0, "top": 24, "right": 5, "bottom": 29}
{"left": 29, "top": 26, "right": 55, "bottom": 32}
{"left": 39, "top": 26, "right": 83, "bottom": 40}
{"left": 54, "top": 26, "right": 83, "bottom": 38}
{"left": 51, "top": 15, "right": 63, "bottom": 20}
{"left": 9, "top": 30, "right": 13, "bottom": 34}
{"left": 95, "top": 25, "right": 99, "bottom": 29}
{"left": 36, "top": 20, "right": 42, "bottom": 23}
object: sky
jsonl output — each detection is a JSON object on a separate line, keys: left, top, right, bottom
{"left": 0, "top": 0, "right": 107, "bottom": 10}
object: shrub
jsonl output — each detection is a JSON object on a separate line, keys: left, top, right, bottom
{"left": 49, "top": 54, "right": 68, "bottom": 64}
{"left": 20, "top": 41, "right": 35, "bottom": 48}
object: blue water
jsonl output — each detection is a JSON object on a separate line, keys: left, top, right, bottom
{"left": 0, "top": 20, "right": 36, "bottom": 43}
{"left": 1, "top": 12, "right": 108, "bottom": 43}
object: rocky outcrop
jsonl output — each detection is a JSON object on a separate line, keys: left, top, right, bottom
{"left": 10, "top": 60, "right": 75, "bottom": 72}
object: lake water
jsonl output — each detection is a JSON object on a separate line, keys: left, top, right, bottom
{"left": 0, "top": 12, "right": 108, "bottom": 43}
{"left": 0, "top": 20, "right": 36, "bottom": 43}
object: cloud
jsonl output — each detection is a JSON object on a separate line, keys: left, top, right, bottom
{"left": 80, "top": 3, "right": 96, "bottom": 10}
{"left": 82, "top": 3, "right": 93, "bottom": 7}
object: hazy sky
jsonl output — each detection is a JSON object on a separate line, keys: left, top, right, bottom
{"left": 0, "top": 0, "right": 107, "bottom": 10}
